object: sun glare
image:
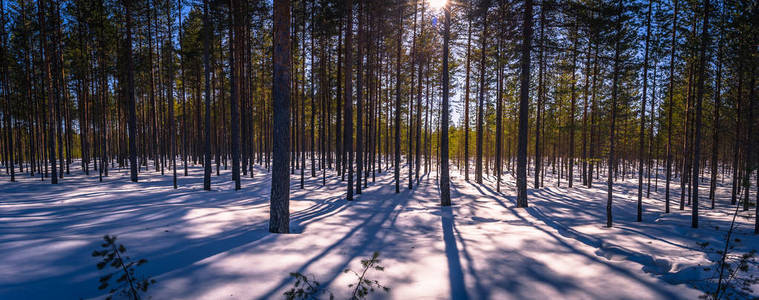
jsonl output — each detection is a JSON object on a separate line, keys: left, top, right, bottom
{"left": 429, "top": 0, "right": 447, "bottom": 10}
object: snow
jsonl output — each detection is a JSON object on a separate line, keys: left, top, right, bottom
{"left": 0, "top": 161, "right": 756, "bottom": 299}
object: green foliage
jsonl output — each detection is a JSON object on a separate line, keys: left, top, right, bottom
{"left": 283, "top": 251, "right": 389, "bottom": 300}
{"left": 698, "top": 206, "right": 759, "bottom": 300}
{"left": 704, "top": 249, "right": 759, "bottom": 300}
{"left": 345, "top": 251, "right": 389, "bottom": 300}
{"left": 92, "top": 235, "right": 155, "bottom": 300}
{"left": 284, "top": 272, "right": 333, "bottom": 300}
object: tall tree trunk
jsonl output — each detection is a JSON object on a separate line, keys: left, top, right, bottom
{"left": 414, "top": 2, "right": 425, "bottom": 185}
{"left": 475, "top": 6, "right": 488, "bottom": 184}
{"left": 393, "top": 0, "right": 402, "bottom": 194}
{"left": 607, "top": 0, "right": 623, "bottom": 227}
{"left": 356, "top": 1, "right": 364, "bottom": 194}
{"left": 1, "top": 0, "right": 14, "bottom": 182}
{"left": 637, "top": 0, "right": 652, "bottom": 222}
{"left": 179, "top": 0, "right": 188, "bottom": 176}
{"left": 581, "top": 42, "right": 591, "bottom": 187}
{"left": 709, "top": 13, "right": 723, "bottom": 208}
{"left": 345, "top": 0, "right": 355, "bottom": 199}
{"left": 270, "top": 0, "right": 291, "bottom": 233}
{"left": 568, "top": 23, "right": 577, "bottom": 188}
{"left": 39, "top": 0, "right": 57, "bottom": 184}
{"left": 203, "top": 0, "right": 212, "bottom": 191}
{"left": 535, "top": 0, "right": 546, "bottom": 189}
{"left": 167, "top": 0, "right": 177, "bottom": 189}
{"left": 516, "top": 0, "right": 533, "bottom": 208}
{"left": 310, "top": 2, "right": 316, "bottom": 178}
{"left": 495, "top": 9, "right": 503, "bottom": 192}
{"left": 463, "top": 3, "right": 472, "bottom": 182}
{"left": 229, "top": 0, "right": 241, "bottom": 190}
{"left": 664, "top": 0, "right": 679, "bottom": 213}
{"left": 690, "top": 0, "right": 709, "bottom": 228}
{"left": 440, "top": 1, "right": 451, "bottom": 206}
{"left": 125, "top": 0, "right": 137, "bottom": 183}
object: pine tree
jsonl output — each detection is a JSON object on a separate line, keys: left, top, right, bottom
{"left": 516, "top": 0, "right": 533, "bottom": 208}
{"left": 440, "top": 0, "right": 451, "bottom": 207}
{"left": 270, "top": 0, "right": 291, "bottom": 233}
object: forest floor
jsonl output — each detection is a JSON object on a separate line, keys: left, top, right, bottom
{"left": 1, "top": 160, "right": 757, "bottom": 299}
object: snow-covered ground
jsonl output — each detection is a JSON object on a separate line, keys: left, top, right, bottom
{"left": 1, "top": 161, "right": 757, "bottom": 299}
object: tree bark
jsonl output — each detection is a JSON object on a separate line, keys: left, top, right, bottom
{"left": 124, "top": 0, "right": 137, "bottom": 183}
{"left": 638, "top": 0, "right": 652, "bottom": 222}
{"left": 664, "top": 0, "right": 679, "bottom": 213}
{"left": 440, "top": 2, "right": 451, "bottom": 206}
{"left": 270, "top": 0, "right": 291, "bottom": 233}
{"left": 517, "top": 0, "right": 533, "bottom": 208}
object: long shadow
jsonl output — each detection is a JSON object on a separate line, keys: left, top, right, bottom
{"left": 0, "top": 165, "right": 357, "bottom": 299}
{"left": 256, "top": 176, "right": 412, "bottom": 300}
{"left": 441, "top": 206, "right": 469, "bottom": 300}
{"left": 448, "top": 181, "right": 496, "bottom": 300}
{"left": 446, "top": 176, "right": 690, "bottom": 299}
{"left": 448, "top": 179, "right": 590, "bottom": 298}
{"left": 484, "top": 188, "right": 690, "bottom": 299}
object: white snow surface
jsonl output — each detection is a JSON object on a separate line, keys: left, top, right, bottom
{"left": 1, "top": 162, "right": 757, "bottom": 299}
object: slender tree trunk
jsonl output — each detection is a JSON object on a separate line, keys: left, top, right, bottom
{"left": 534, "top": 0, "right": 546, "bottom": 189}
{"left": 495, "top": 15, "right": 503, "bottom": 192}
{"left": 664, "top": 0, "right": 679, "bottom": 213}
{"left": 203, "top": 0, "right": 212, "bottom": 190}
{"left": 568, "top": 23, "right": 578, "bottom": 188}
{"left": 709, "top": 22, "right": 723, "bottom": 208}
{"left": 463, "top": 5, "right": 472, "bottom": 182}
{"left": 475, "top": 7, "right": 488, "bottom": 184}
{"left": 607, "top": 0, "right": 623, "bottom": 227}
{"left": 345, "top": 0, "right": 355, "bottom": 199}
{"left": 516, "top": 0, "right": 533, "bottom": 208}
{"left": 394, "top": 0, "right": 402, "bottom": 194}
{"left": 1, "top": 0, "right": 14, "bottom": 182}
{"left": 356, "top": 1, "right": 364, "bottom": 194}
{"left": 167, "top": 0, "right": 177, "bottom": 189}
{"left": 179, "top": 0, "right": 188, "bottom": 176}
{"left": 440, "top": 2, "right": 451, "bottom": 206}
{"left": 124, "top": 0, "right": 137, "bottom": 183}
{"left": 310, "top": 3, "right": 316, "bottom": 178}
{"left": 638, "top": 0, "right": 652, "bottom": 222}
{"left": 581, "top": 42, "right": 591, "bottom": 187}
{"left": 690, "top": 0, "right": 710, "bottom": 228}
{"left": 39, "top": 0, "right": 57, "bottom": 184}
{"left": 229, "top": 0, "right": 241, "bottom": 190}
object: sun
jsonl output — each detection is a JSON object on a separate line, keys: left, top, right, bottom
{"left": 429, "top": 0, "right": 447, "bottom": 10}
